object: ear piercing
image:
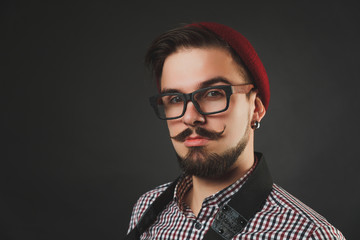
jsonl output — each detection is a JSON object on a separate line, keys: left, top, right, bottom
{"left": 251, "top": 121, "right": 260, "bottom": 129}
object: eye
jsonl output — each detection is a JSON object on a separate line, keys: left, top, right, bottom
{"left": 168, "top": 95, "right": 183, "bottom": 104}
{"left": 205, "top": 89, "right": 224, "bottom": 98}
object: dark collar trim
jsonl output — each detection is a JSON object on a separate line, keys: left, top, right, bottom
{"left": 208, "top": 152, "right": 273, "bottom": 240}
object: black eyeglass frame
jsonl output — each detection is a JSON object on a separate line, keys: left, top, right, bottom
{"left": 149, "top": 84, "right": 255, "bottom": 120}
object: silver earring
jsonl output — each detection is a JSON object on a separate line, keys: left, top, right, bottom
{"left": 251, "top": 121, "right": 260, "bottom": 129}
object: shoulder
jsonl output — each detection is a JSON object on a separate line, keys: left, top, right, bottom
{"left": 127, "top": 182, "right": 172, "bottom": 233}
{"left": 270, "top": 184, "right": 329, "bottom": 225}
{"left": 262, "top": 184, "right": 345, "bottom": 239}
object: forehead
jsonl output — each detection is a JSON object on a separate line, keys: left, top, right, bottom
{"left": 160, "top": 47, "right": 246, "bottom": 92}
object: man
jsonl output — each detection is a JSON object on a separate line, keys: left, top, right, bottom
{"left": 126, "top": 22, "right": 345, "bottom": 239}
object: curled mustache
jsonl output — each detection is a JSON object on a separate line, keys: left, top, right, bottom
{"left": 171, "top": 126, "right": 226, "bottom": 142}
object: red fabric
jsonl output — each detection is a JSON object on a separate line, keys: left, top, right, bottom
{"left": 188, "top": 22, "right": 270, "bottom": 110}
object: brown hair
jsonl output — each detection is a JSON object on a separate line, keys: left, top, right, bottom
{"left": 145, "top": 25, "right": 253, "bottom": 86}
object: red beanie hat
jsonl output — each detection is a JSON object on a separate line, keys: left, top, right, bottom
{"left": 188, "top": 22, "right": 270, "bottom": 110}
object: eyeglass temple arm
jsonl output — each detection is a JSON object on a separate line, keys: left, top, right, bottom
{"left": 231, "top": 84, "right": 255, "bottom": 94}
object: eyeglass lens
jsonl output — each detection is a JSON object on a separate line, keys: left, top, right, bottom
{"left": 156, "top": 87, "right": 228, "bottom": 119}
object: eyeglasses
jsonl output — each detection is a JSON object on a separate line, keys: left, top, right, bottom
{"left": 149, "top": 84, "right": 254, "bottom": 120}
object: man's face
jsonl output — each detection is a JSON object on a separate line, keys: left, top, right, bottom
{"left": 160, "top": 47, "right": 257, "bottom": 177}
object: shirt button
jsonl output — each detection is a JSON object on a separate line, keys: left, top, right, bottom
{"left": 194, "top": 222, "right": 202, "bottom": 230}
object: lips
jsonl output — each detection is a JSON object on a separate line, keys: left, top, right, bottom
{"left": 184, "top": 136, "right": 210, "bottom": 147}
{"left": 171, "top": 126, "right": 226, "bottom": 146}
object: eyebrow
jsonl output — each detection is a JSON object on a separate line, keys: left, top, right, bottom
{"left": 161, "top": 77, "right": 232, "bottom": 94}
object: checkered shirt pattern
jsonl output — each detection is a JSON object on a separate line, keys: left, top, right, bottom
{"left": 128, "top": 169, "right": 345, "bottom": 239}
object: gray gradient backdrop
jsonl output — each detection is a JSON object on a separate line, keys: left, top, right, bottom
{"left": 2, "top": 1, "right": 359, "bottom": 239}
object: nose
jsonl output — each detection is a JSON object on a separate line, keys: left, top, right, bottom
{"left": 182, "top": 101, "right": 206, "bottom": 126}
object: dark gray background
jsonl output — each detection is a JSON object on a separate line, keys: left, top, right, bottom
{"left": 2, "top": 1, "right": 359, "bottom": 239}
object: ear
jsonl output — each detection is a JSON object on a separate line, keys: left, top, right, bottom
{"left": 252, "top": 96, "right": 266, "bottom": 122}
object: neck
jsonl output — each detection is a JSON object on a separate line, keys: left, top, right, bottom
{"left": 185, "top": 148, "right": 255, "bottom": 216}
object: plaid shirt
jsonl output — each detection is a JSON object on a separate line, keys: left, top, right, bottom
{"left": 128, "top": 163, "right": 345, "bottom": 240}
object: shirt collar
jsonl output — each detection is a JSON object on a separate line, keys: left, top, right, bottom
{"left": 173, "top": 156, "right": 259, "bottom": 211}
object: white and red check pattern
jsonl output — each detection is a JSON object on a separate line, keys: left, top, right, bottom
{"left": 128, "top": 167, "right": 345, "bottom": 239}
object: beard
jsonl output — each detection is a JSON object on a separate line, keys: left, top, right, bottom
{"left": 175, "top": 123, "right": 250, "bottom": 178}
